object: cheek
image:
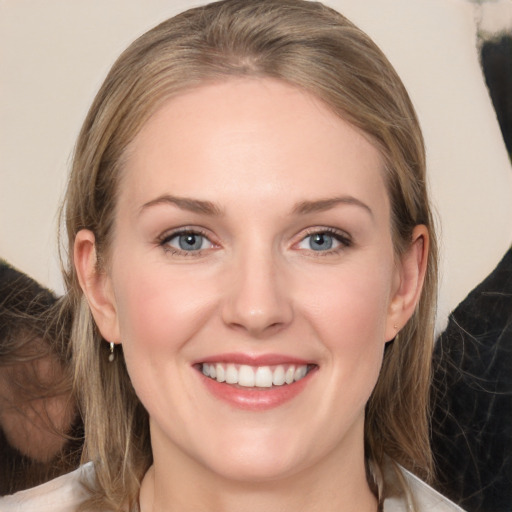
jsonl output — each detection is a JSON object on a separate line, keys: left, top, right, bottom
{"left": 299, "top": 259, "right": 393, "bottom": 393}
{"left": 325, "top": 278, "right": 388, "bottom": 377}
{"left": 301, "top": 261, "right": 393, "bottom": 342}
{"left": 112, "top": 262, "right": 218, "bottom": 357}
{"left": 110, "top": 264, "right": 219, "bottom": 420}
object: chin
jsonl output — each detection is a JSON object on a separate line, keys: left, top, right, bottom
{"left": 206, "top": 454, "right": 304, "bottom": 484}
{"left": 194, "top": 429, "right": 316, "bottom": 484}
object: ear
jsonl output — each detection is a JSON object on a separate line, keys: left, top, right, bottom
{"left": 385, "top": 225, "right": 429, "bottom": 341}
{"left": 74, "top": 229, "right": 120, "bottom": 344}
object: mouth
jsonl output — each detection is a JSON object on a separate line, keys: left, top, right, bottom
{"left": 194, "top": 354, "right": 318, "bottom": 409}
{"left": 198, "top": 362, "right": 315, "bottom": 389}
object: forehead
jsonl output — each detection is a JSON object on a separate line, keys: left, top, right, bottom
{"left": 121, "top": 78, "right": 388, "bottom": 218}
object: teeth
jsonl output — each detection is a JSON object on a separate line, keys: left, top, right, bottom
{"left": 272, "top": 365, "right": 285, "bottom": 386}
{"left": 238, "top": 365, "right": 255, "bottom": 387}
{"left": 215, "top": 363, "right": 225, "bottom": 382}
{"left": 294, "top": 366, "right": 307, "bottom": 381}
{"left": 201, "top": 362, "right": 310, "bottom": 388}
{"left": 226, "top": 364, "right": 238, "bottom": 384}
{"left": 255, "top": 366, "right": 273, "bottom": 388}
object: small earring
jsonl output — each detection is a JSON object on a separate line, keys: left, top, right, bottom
{"left": 108, "top": 342, "right": 115, "bottom": 362}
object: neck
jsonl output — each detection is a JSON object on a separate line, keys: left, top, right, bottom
{"left": 139, "top": 429, "right": 377, "bottom": 512}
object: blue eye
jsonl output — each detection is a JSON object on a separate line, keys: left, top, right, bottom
{"left": 177, "top": 233, "right": 204, "bottom": 250}
{"left": 308, "top": 233, "right": 334, "bottom": 251}
{"left": 297, "top": 230, "right": 350, "bottom": 252}
{"left": 162, "top": 231, "right": 213, "bottom": 252}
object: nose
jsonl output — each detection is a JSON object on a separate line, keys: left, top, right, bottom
{"left": 221, "top": 249, "right": 294, "bottom": 338}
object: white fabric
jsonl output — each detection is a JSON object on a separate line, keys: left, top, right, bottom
{"left": 0, "top": 463, "right": 464, "bottom": 511}
{"left": 385, "top": 469, "right": 465, "bottom": 511}
{"left": 0, "top": 463, "right": 93, "bottom": 512}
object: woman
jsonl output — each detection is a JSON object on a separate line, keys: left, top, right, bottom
{"left": 0, "top": 0, "right": 462, "bottom": 510}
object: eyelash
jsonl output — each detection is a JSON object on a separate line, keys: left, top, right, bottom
{"left": 157, "top": 226, "right": 352, "bottom": 257}
{"left": 157, "top": 227, "right": 214, "bottom": 257}
{"left": 297, "top": 227, "right": 352, "bottom": 256}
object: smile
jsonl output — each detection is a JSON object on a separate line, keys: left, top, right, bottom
{"left": 200, "top": 363, "right": 312, "bottom": 388}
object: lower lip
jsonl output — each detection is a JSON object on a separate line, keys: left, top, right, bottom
{"left": 199, "top": 369, "right": 316, "bottom": 411}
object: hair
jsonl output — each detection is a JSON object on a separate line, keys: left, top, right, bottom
{"left": 0, "top": 261, "right": 81, "bottom": 495}
{"left": 0, "top": 261, "right": 60, "bottom": 365}
{"left": 58, "top": 0, "right": 438, "bottom": 510}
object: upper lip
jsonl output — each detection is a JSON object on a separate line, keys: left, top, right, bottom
{"left": 193, "top": 353, "right": 313, "bottom": 366}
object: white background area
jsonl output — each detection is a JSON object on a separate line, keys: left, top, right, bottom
{"left": 1, "top": 0, "right": 511, "bottom": 332}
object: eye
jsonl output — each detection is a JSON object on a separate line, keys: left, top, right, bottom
{"left": 296, "top": 229, "right": 351, "bottom": 252}
{"left": 160, "top": 230, "right": 215, "bottom": 253}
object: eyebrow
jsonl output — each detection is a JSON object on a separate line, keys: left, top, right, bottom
{"left": 292, "top": 196, "right": 373, "bottom": 217}
{"left": 139, "top": 194, "right": 372, "bottom": 218}
{"left": 139, "top": 194, "right": 223, "bottom": 216}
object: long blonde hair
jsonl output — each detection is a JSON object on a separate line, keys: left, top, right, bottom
{"left": 60, "top": 0, "right": 438, "bottom": 509}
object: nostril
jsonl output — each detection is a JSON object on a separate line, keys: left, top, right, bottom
{"left": 220, "top": 266, "right": 294, "bottom": 334}
{"left": 224, "top": 315, "right": 291, "bottom": 338}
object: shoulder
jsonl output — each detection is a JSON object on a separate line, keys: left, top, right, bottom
{"left": 384, "top": 466, "right": 466, "bottom": 512}
{"left": 0, "top": 463, "right": 94, "bottom": 512}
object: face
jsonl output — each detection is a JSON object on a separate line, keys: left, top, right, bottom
{"left": 79, "top": 78, "right": 423, "bottom": 485}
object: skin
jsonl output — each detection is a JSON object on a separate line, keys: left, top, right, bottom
{"left": 75, "top": 78, "right": 427, "bottom": 512}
